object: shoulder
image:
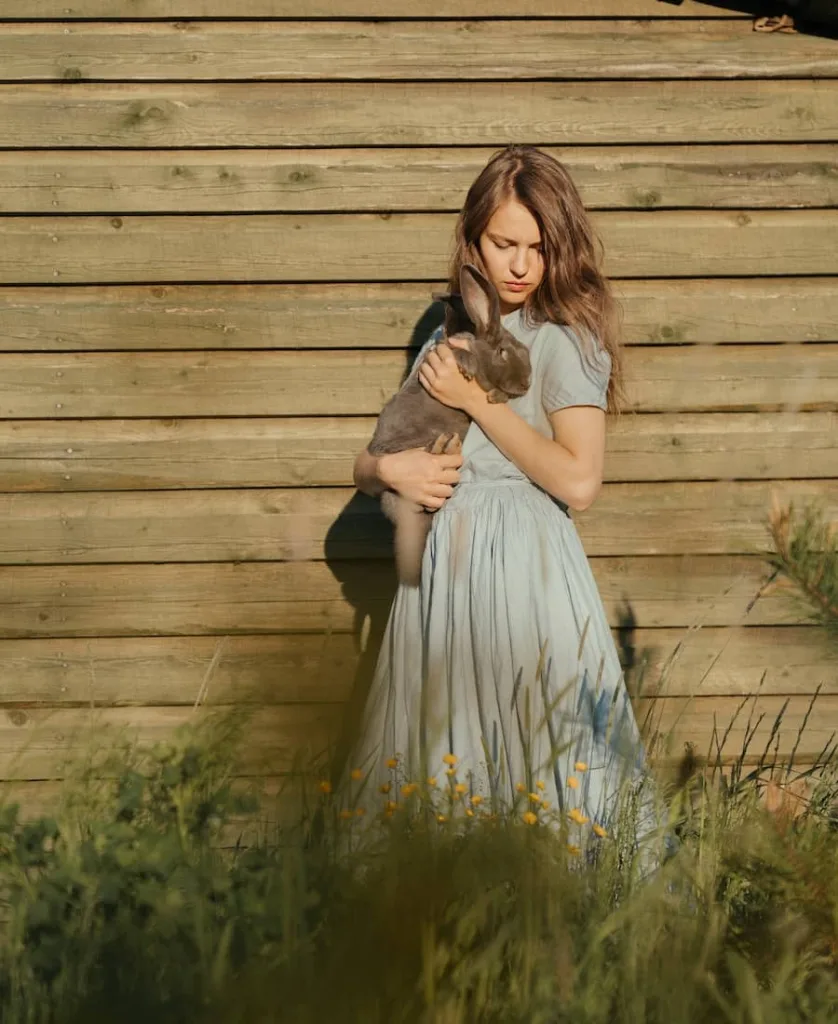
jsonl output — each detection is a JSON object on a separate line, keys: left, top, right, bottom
{"left": 534, "top": 319, "right": 611, "bottom": 413}
{"left": 533, "top": 320, "right": 611, "bottom": 378}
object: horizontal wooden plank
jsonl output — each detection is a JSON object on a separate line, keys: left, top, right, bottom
{"left": 7, "top": 21, "right": 837, "bottom": 82}
{"left": 2, "top": 279, "right": 835, "bottom": 351}
{"left": 2, "top": 412, "right": 835, "bottom": 492}
{"left": 4, "top": 145, "right": 836, "bottom": 214}
{"left": 640, "top": 626, "right": 838, "bottom": 699}
{"left": 0, "top": 345, "right": 835, "bottom": 418}
{"left": 0, "top": 626, "right": 834, "bottom": 705}
{"left": 0, "top": 695, "right": 834, "bottom": 782}
{"left": 1, "top": 1, "right": 751, "bottom": 19}
{"left": 0, "top": 554, "right": 805, "bottom": 635}
{"left": 0, "top": 480, "right": 835, "bottom": 565}
{"left": 0, "top": 634, "right": 360, "bottom": 704}
{"left": 647, "top": 694, "right": 838, "bottom": 763}
{"left": 0, "top": 704, "right": 342, "bottom": 780}
{"left": 1, "top": 82, "right": 835, "bottom": 149}
{"left": 22, "top": 212, "right": 838, "bottom": 291}
{"left": 4, "top": 210, "right": 837, "bottom": 285}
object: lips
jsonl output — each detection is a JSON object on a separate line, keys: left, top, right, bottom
{"left": 503, "top": 282, "right": 529, "bottom": 290}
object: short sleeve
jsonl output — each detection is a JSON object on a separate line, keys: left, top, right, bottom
{"left": 407, "top": 324, "right": 445, "bottom": 375}
{"left": 540, "top": 324, "right": 611, "bottom": 413}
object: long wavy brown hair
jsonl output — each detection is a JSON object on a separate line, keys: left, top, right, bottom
{"left": 448, "top": 145, "right": 626, "bottom": 415}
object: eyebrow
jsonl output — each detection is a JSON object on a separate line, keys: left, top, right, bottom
{"left": 490, "top": 232, "right": 542, "bottom": 247}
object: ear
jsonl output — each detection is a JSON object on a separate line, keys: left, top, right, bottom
{"left": 459, "top": 264, "right": 500, "bottom": 335}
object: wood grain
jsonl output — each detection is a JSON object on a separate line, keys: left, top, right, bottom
{"left": 0, "top": 695, "right": 834, "bottom": 781}
{"left": 2, "top": 279, "right": 835, "bottom": 351}
{"left": 0, "top": 345, "right": 835, "bottom": 418}
{"left": 1, "top": 82, "right": 835, "bottom": 148}
{"left": 0, "top": 627, "right": 834, "bottom": 705}
{"left": 0, "top": 480, "right": 834, "bottom": 564}
{"left": 2, "top": 1, "right": 751, "bottom": 19}
{"left": 2, "top": 412, "right": 834, "bottom": 492}
{"left": 0, "top": 704, "right": 342, "bottom": 780}
{"left": 0, "top": 555, "right": 801, "bottom": 634}
{"left": 4, "top": 146, "right": 836, "bottom": 214}
{"left": 4, "top": 210, "right": 837, "bottom": 284}
{"left": 8, "top": 21, "right": 837, "bottom": 82}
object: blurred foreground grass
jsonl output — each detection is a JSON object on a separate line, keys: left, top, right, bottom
{"left": 2, "top": 494, "right": 837, "bottom": 1023}
{"left": 1, "top": 705, "right": 838, "bottom": 1024}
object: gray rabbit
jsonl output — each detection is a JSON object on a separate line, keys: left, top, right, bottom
{"left": 368, "top": 264, "right": 532, "bottom": 586}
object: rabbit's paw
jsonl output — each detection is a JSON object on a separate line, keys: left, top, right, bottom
{"left": 430, "top": 432, "right": 455, "bottom": 455}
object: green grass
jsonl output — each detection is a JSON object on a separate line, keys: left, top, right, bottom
{"left": 1, "top": 704, "right": 838, "bottom": 1024}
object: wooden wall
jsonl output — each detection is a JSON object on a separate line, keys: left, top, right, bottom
{"left": 1, "top": 0, "right": 838, "bottom": 805}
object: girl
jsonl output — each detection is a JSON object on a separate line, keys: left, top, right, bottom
{"left": 341, "top": 145, "right": 655, "bottom": 845}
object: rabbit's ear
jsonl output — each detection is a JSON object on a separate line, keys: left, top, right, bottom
{"left": 459, "top": 264, "right": 501, "bottom": 335}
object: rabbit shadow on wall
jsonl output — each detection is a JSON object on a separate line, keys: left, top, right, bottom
{"left": 322, "top": 299, "right": 446, "bottom": 781}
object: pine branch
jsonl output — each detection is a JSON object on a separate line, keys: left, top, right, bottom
{"left": 763, "top": 492, "right": 838, "bottom": 636}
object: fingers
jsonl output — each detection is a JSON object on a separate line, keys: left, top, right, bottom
{"left": 425, "top": 345, "right": 456, "bottom": 370}
{"left": 417, "top": 366, "right": 434, "bottom": 394}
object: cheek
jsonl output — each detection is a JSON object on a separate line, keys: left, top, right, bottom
{"left": 478, "top": 238, "right": 506, "bottom": 281}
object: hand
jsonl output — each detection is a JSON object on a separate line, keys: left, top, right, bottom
{"left": 378, "top": 447, "right": 463, "bottom": 510}
{"left": 418, "top": 340, "right": 485, "bottom": 415}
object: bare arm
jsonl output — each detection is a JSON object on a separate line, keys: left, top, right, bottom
{"left": 353, "top": 445, "right": 463, "bottom": 510}
{"left": 418, "top": 343, "right": 606, "bottom": 512}
{"left": 468, "top": 401, "right": 606, "bottom": 511}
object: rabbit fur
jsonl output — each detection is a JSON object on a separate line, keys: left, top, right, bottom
{"left": 367, "top": 264, "right": 532, "bottom": 587}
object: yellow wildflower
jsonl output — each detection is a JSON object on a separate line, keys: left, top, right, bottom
{"left": 592, "top": 824, "right": 608, "bottom": 838}
{"left": 522, "top": 811, "right": 538, "bottom": 825}
{"left": 318, "top": 780, "right": 332, "bottom": 794}
{"left": 541, "top": 800, "right": 550, "bottom": 811}
{"left": 567, "top": 776, "right": 579, "bottom": 790}
{"left": 339, "top": 809, "right": 353, "bottom": 820}
{"left": 442, "top": 754, "right": 458, "bottom": 766}
{"left": 567, "top": 844, "right": 581, "bottom": 856}
{"left": 445, "top": 768, "right": 457, "bottom": 777}
{"left": 536, "top": 780, "right": 546, "bottom": 791}
{"left": 528, "top": 792, "right": 541, "bottom": 804}
{"left": 568, "top": 808, "right": 590, "bottom": 825}
{"left": 355, "top": 807, "right": 366, "bottom": 817}
{"left": 350, "top": 768, "right": 364, "bottom": 781}
{"left": 386, "top": 757, "right": 399, "bottom": 769}
{"left": 515, "top": 783, "right": 527, "bottom": 793}
{"left": 379, "top": 782, "right": 391, "bottom": 795}
{"left": 575, "top": 761, "right": 588, "bottom": 773}
{"left": 470, "top": 795, "right": 484, "bottom": 806}
{"left": 386, "top": 800, "right": 398, "bottom": 812}
{"left": 426, "top": 776, "right": 437, "bottom": 787}
{"left": 401, "top": 782, "right": 418, "bottom": 797}
{"left": 454, "top": 783, "right": 468, "bottom": 795}
{"left": 437, "top": 814, "right": 447, "bottom": 823}
{"left": 465, "top": 809, "right": 474, "bottom": 818}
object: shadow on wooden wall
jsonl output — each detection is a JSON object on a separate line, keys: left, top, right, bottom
{"left": 322, "top": 299, "right": 446, "bottom": 779}
{"left": 657, "top": 0, "right": 838, "bottom": 36}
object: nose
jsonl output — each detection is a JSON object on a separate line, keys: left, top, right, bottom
{"left": 510, "top": 247, "right": 530, "bottom": 278}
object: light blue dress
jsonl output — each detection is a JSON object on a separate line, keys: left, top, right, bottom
{"left": 340, "top": 309, "right": 654, "bottom": 839}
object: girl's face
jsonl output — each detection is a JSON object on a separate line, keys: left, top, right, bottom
{"left": 477, "top": 197, "right": 545, "bottom": 315}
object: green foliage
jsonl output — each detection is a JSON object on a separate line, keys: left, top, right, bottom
{"left": 767, "top": 492, "right": 838, "bottom": 639}
{"left": 1, "top": 497, "right": 838, "bottom": 1022}
{"left": 2, "top": 709, "right": 838, "bottom": 1024}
